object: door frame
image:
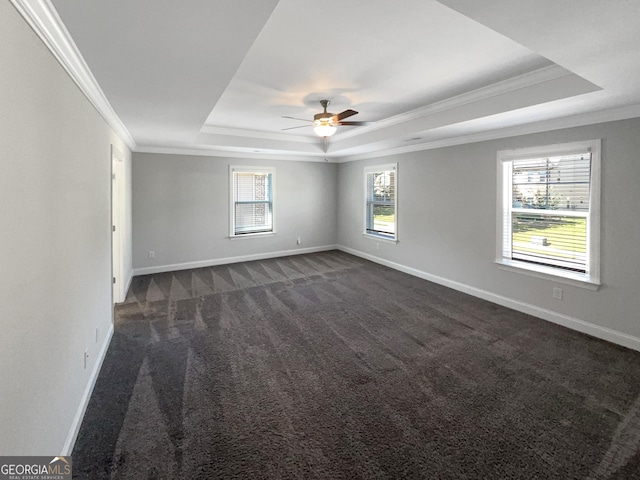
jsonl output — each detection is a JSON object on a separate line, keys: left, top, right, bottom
{"left": 111, "top": 145, "right": 125, "bottom": 304}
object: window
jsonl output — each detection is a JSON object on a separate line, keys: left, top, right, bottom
{"left": 497, "top": 140, "right": 600, "bottom": 286}
{"left": 230, "top": 166, "right": 274, "bottom": 237}
{"left": 364, "top": 164, "right": 397, "bottom": 241}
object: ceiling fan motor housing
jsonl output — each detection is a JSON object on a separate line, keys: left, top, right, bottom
{"left": 314, "top": 112, "right": 335, "bottom": 125}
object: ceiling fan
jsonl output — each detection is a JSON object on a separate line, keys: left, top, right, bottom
{"left": 282, "top": 100, "right": 374, "bottom": 137}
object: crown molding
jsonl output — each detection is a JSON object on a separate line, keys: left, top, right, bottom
{"left": 336, "top": 103, "right": 640, "bottom": 163}
{"left": 134, "top": 145, "right": 333, "bottom": 162}
{"left": 10, "top": 0, "right": 136, "bottom": 150}
{"left": 137, "top": 102, "right": 640, "bottom": 163}
{"left": 196, "top": 65, "right": 585, "bottom": 155}
{"left": 336, "top": 65, "right": 574, "bottom": 141}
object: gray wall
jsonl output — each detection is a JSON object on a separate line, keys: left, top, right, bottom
{"left": 132, "top": 153, "right": 338, "bottom": 271}
{"left": 338, "top": 118, "right": 640, "bottom": 342}
{"left": 0, "top": 2, "right": 132, "bottom": 454}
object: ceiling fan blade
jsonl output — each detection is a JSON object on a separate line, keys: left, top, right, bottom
{"left": 335, "top": 109, "right": 358, "bottom": 122}
{"left": 337, "top": 121, "right": 375, "bottom": 126}
{"left": 282, "top": 125, "right": 311, "bottom": 131}
{"left": 282, "top": 115, "right": 313, "bottom": 122}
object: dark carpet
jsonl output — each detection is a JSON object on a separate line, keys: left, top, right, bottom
{"left": 72, "top": 250, "right": 640, "bottom": 479}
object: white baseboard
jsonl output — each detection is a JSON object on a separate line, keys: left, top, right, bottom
{"left": 62, "top": 322, "right": 114, "bottom": 455}
{"left": 133, "top": 244, "right": 339, "bottom": 276}
{"left": 338, "top": 245, "right": 640, "bottom": 352}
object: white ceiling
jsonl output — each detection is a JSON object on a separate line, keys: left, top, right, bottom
{"left": 46, "top": 0, "right": 640, "bottom": 161}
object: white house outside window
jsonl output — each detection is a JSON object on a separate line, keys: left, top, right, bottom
{"left": 496, "top": 140, "right": 600, "bottom": 287}
{"left": 364, "top": 164, "right": 397, "bottom": 241}
{"left": 230, "top": 166, "right": 274, "bottom": 237}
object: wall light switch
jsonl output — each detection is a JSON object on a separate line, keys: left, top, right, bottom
{"left": 148, "top": 250, "right": 155, "bottom": 259}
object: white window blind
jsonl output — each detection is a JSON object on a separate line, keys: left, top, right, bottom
{"left": 365, "top": 164, "right": 397, "bottom": 240}
{"left": 497, "top": 140, "right": 600, "bottom": 285}
{"left": 510, "top": 153, "right": 591, "bottom": 272}
{"left": 231, "top": 168, "right": 274, "bottom": 236}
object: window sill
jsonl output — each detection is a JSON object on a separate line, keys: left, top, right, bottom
{"left": 496, "top": 259, "right": 600, "bottom": 290}
{"left": 363, "top": 233, "right": 397, "bottom": 244}
{"left": 229, "top": 232, "right": 275, "bottom": 240}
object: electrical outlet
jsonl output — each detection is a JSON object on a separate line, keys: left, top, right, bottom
{"left": 84, "top": 349, "right": 89, "bottom": 369}
{"left": 96, "top": 327, "right": 99, "bottom": 343}
{"left": 297, "top": 236, "right": 301, "bottom": 245}
{"left": 553, "top": 287, "right": 563, "bottom": 300}
{"left": 148, "top": 250, "right": 155, "bottom": 259}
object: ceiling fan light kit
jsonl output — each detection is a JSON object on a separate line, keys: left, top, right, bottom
{"left": 313, "top": 124, "right": 337, "bottom": 137}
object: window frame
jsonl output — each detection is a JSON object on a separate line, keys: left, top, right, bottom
{"left": 363, "top": 163, "right": 398, "bottom": 243}
{"left": 229, "top": 165, "right": 275, "bottom": 239}
{"left": 496, "top": 140, "right": 600, "bottom": 289}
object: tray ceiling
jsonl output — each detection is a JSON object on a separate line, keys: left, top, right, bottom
{"left": 37, "top": 0, "right": 640, "bottom": 161}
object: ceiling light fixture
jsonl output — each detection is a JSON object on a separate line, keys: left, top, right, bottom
{"left": 283, "top": 100, "right": 373, "bottom": 137}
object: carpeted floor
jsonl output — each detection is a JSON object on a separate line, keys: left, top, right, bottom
{"left": 72, "top": 250, "right": 640, "bottom": 479}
